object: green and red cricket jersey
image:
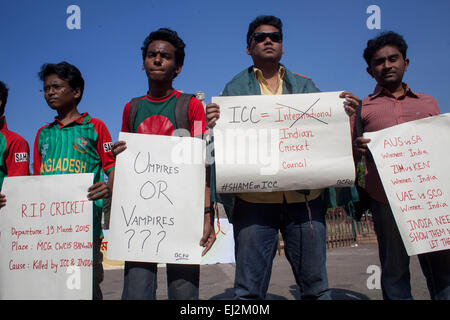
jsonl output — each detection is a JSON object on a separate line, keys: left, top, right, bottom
{"left": 121, "top": 89, "right": 208, "bottom": 136}
{"left": 33, "top": 113, "right": 115, "bottom": 238}
{"left": 0, "top": 116, "right": 30, "bottom": 188}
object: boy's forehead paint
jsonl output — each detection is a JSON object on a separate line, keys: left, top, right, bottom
{"left": 147, "top": 50, "right": 172, "bottom": 55}
{"left": 147, "top": 40, "right": 176, "bottom": 51}
{"left": 44, "top": 74, "right": 67, "bottom": 84}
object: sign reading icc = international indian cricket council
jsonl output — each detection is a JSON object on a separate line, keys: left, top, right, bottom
{"left": 212, "top": 91, "right": 356, "bottom": 193}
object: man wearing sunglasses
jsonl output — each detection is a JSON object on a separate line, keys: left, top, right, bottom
{"left": 206, "top": 15, "right": 359, "bottom": 300}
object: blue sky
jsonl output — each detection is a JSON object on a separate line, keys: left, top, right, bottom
{"left": 1, "top": 0, "right": 449, "bottom": 162}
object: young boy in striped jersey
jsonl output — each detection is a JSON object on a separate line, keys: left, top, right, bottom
{"left": 0, "top": 81, "right": 30, "bottom": 207}
{"left": 34, "top": 62, "right": 115, "bottom": 300}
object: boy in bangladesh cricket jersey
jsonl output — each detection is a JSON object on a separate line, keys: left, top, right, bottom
{"left": 0, "top": 81, "right": 30, "bottom": 207}
{"left": 112, "top": 28, "right": 215, "bottom": 300}
{"left": 34, "top": 62, "right": 115, "bottom": 300}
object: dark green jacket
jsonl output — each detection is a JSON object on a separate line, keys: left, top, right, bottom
{"left": 210, "top": 65, "right": 336, "bottom": 220}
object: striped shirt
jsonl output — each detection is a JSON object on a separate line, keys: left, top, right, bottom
{"left": 33, "top": 113, "right": 115, "bottom": 237}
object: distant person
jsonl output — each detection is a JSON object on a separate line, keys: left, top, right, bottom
{"left": 206, "top": 15, "right": 360, "bottom": 300}
{"left": 112, "top": 28, "right": 215, "bottom": 300}
{"left": 0, "top": 81, "right": 30, "bottom": 207}
{"left": 34, "top": 61, "right": 116, "bottom": 300}
{"left": 353, "top": 31, "right": 450, "bottom": 300}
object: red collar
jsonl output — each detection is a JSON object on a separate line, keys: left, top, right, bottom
{"left": 369, "top": 83, "right": 419, "bottom": 100}
{"left": 52, "top": 112, "right": 90, "bottom": 128}
{"left": 145, "top": 89, "right": 178, "bottom": 102}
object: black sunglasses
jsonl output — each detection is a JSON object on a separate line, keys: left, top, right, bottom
{"left": 250, "top": 32, "right": 282, "bottom": 44}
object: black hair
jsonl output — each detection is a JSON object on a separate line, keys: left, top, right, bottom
{"left": 141, "top": 28, "right": 186, "bottom": 70}
{"left": 38, "top": 61, "right": 85, "bottom": 103}
{"left": 247, "top": 15, "right": 283, "bottom": 46}
{"left": 363, "top": 31, "right": 408, "bottom": 66}
{"left": 0, "top": 81, "right": 8, "bottom": 115}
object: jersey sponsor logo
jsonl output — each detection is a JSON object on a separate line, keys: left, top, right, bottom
{"left": 103, "top": 142, "right": 113, "bottom": 153}
{"left": 40, "top": 158, "right": 87, "bottom": 174}
{"left": 14, "top": 152, "right": 29, "bottom": 163}
{"left": 73, "top": 137, "right": 89, "bottom": 153}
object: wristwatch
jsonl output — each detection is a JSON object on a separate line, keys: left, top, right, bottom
{"left": 204, "top": 207, "right": 211, "bottom": 214}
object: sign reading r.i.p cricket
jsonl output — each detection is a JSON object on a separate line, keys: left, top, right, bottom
{"left": 0, "top": 174, "right": 93, "bottom": 299}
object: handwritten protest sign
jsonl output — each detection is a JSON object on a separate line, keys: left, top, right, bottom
{"left": 0, "top": 174, "right": 93, "bottom": 300}
{"left": 212, "top": 92, "right": 355, "bottom": 193}
{"left": 365, "top": 113, "right": 450, "bottom": 255}
{"left": 108, "top": 132, "right": 205, "bottom": 264}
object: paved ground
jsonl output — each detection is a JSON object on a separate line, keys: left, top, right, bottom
{"left": 100, "top": 244, "right": 430, "bottom": 300}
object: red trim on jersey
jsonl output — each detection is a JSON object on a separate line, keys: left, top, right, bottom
{"left": 144, "top": 89, "right": 177, "bottom": 102}
{"left": 32, "top": 125, "right": 47, "bottom": 175}
{"left": 90, "top": 118, "right": 115, "bottom": 174}
{"left": 52, "top": 112, "right": 90, "bottom": 128}
{"left": 121, "top": 101, "right": 132, "bottom": 133}
{"left": 187, "top": 95, "right": 208, "bottom": 137}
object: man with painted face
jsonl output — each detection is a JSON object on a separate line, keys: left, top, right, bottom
{"left": 206, "top": 15, "right": 360, "bottom": 300}
{"left": 353, "top": 31, "right": 449, "bottom": 300}
{"left": 113, "top": 28, "right": 215, "bottom": 300}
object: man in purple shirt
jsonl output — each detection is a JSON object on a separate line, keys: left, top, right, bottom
{"left": 353, "top": 31, "right": 449, "bottom": 300}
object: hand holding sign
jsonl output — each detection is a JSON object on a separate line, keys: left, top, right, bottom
{"left": 0, "top": 193, "right": 6, "bottom": 208}
{"left": 206, "top": 103, "right": 220, "bottom": 128}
